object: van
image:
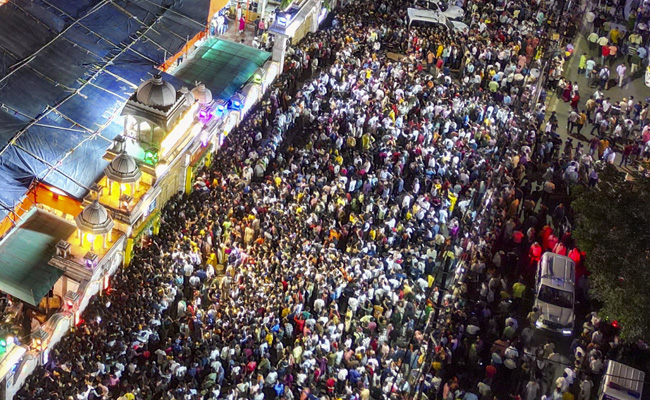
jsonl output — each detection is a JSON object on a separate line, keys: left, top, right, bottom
{"left": 533, "top": 252, "right": 575, "bottom": 335}
{"left": 598, "top": 361, "right": 645, "bottom": 400}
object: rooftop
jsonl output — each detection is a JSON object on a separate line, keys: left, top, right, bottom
{"left": 173, "top": 38, "right": 270, "bottom": 101}
{"left": 0, "top": 210, "right": 73, "bottom": 306}
{"left": 0, "top": 0, "right": 210, "bottom": 222}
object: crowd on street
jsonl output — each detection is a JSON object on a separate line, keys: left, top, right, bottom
{"left": 548, "top": 0, "right": 650, "bottom": 165}
{"left": 15, "top": 0, "right": 638, "bottom": 399}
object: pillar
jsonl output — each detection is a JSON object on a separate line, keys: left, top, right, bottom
{"left": 153, "top": 214, "right": 161, "bottom": 235}
{"left": 272, "top": 35, "right": 288, "bottom": 67}
{"left": 259, "top": 0, "right": 268, "bottom": 22}
{"left": 310, "top": 0, "right": 321, "bottom": 32}
{"left": 124, "top": 238, "right": 134, "bottom": 266}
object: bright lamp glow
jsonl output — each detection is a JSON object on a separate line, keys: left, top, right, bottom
{"left": 160, "top": 103, "right": 199, "bottom": 158}
{"left": 49, "top": 187, "right": 67, "bottom": 196}
{"left": 87, "top": 234, "right": 95, "bottom": 243}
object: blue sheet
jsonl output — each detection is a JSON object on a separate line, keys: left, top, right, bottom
{"left": 0, "top": 0, "right": 210, "bottom": 213}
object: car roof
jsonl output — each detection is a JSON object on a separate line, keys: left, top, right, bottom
{"left": 602, "top": 360, "right": 645, "bottom": 400}
{"left": 539, "top": 252, "right": 575, "bottom": 284}
{"left": 407, "top": 7, "right": 444, "bottom": 24}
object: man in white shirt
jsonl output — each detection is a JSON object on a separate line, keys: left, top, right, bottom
{"left": 616, "top": 63, "right": 627, "bottom": 87}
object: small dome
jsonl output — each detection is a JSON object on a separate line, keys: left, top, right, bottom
{"left": 136, "top": 74, "right": 177, "bottom": 108}
{"left": 180, "top": 86, "right": 195, "bottom": 107}
{"left": 191, "top": 83, "right": 213, "bottom": 105}
{"left": 104, "top": 151, "right": 141, "bottom": 183}
{"left": 75, "top": 200, "right": 115, "bottom": 235}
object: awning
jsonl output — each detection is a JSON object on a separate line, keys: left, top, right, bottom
{"left": 0, "top": 210, "right": 72, "bottom": 306}
{"left": 173, "top": 38, "right": 270, "bottom": 101}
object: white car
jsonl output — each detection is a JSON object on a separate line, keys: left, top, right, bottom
{"left": 407, "top": 9, "right": 468, "bottom": 34}
{"left": 534, "top": 252, "right": 576, "bottom": 336}
{"left": 445, "top": 17, "right": 469, "bottom": 33}
{"left": 415, "top": 0, "right": 465, "bottom": 20}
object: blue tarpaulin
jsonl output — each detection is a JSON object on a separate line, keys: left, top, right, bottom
{"left": 0, "top": 0, "right": 210, "bottom": 221}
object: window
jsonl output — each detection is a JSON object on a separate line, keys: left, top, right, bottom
{"left": 538, "top": 285, "right": 573, "bottom": 308}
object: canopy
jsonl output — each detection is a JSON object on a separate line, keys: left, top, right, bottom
{"left": 0, "top": 210, "right": 73, "bottom": 306}
{"left": 173, "top": 38, "right": 270, "bottom": 101}
{"left": 0, "top": 0, "right": 210, "bottom": 221}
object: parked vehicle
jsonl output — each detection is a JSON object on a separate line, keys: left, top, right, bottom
{"left": 598, "top": 361, "right": 644, "bottom": 400}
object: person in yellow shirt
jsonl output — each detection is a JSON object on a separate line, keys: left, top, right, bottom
{"left": 609, "top": 27, "right": 620, "bottom": 44}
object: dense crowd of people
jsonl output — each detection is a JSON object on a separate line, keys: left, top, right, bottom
{"left": 14, "top": 0, "right": 637, "bottom": 399}
{"left": 547, "top": 0, "right": 650, "bottom": 167}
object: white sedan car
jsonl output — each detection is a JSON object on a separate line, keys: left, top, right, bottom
{"left": 416, "top": 0, "right": 465, "bottom": 20}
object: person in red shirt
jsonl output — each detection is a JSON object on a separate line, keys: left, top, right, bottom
{"left": 294, "top": 314, "right": 306, "bottom": 334}
{"left": 513, "top": 230, "right": 524, "bottom": 244}
{"left": 539, "top": 225, "right": 553, "bottom": 249}
{"left": 553, "top": 242, "right": 567, "bottom": 256}
{"left": 326, "top": 377, "right": 336, "bottom": 394}
{"left": 529, "top": 242, "right": 543, "bottom": 264}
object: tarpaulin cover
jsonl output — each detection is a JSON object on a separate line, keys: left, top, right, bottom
{"left": 0, "top": 0, "right": 210, "bottom": 220}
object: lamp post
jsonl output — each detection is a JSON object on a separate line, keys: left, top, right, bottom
{"left": 31, "top": 328, "right": 49, "bottom": 364}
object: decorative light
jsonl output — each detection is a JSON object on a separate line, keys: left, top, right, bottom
{"left": 198, "top": 108, "right": 213, "bottom": 123}
{"left": 84, "top": 252, "right": 99, "bottom": 269}
{"left": 143, "top": 150, "right": 159, "bottom": 166}
{"left": 252, "top": 69, "right": 265, "bottom": 84}
{"left": 230, "top": 100, "right": 242, "bottom": 110}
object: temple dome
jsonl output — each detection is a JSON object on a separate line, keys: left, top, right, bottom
{"left": 136, "top": 74, "right": 177, "bottom": 107}
{"left": 75, "top": 200, "right": 115, "bottom": 235}
{"left": 191, "top": 83, "right": 213, "bottom": 105}
{"left": 104, "top": 151, "right": 141, "bottom": 183}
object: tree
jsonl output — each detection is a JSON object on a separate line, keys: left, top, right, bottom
{"left": 280, "top": 0, "right": 292, "bottom": 10}
{"left": 572, "top": 165, "right": 650, "bottom": 340}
